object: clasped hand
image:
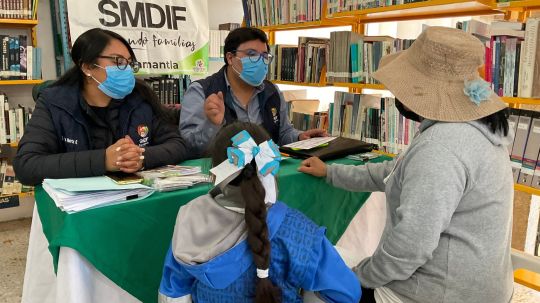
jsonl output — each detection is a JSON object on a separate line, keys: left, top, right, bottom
{"left": 106, "top": 135, "right": 145, "bottom": 173}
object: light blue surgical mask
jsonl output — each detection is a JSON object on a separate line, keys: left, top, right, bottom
{"left": 90, "top": 64, "right": 136, "bottom": 99}
{"left": 233, "top": 57, "right": 268, "bottom": 87}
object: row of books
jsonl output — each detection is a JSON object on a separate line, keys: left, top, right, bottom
{"left": 508, "top": 108, "right": 540, "bottom": 190}
{"left": 241, "top": 0, "right": 322, "bottom": 27}
{"left": 209, "top": 30, "right": 229, "bottom": 59}
{"left": 268, "top": 40, "right": 327, "bottom": 83}
{"left": 0, "top": 34, "right": 42, "bottom": 80}
{"left": 291, "top": 111, "right": 329, "bottom": 131}
{"left": 508, "top": 108, "right": 540, "bottom": 257}
{"left": 267, "top": 33, "right": 414, "bottom": 84}
{"left": 0, "top": 159, "right": 31, "bottom": 196}
{"left": 144, "top": 75, "right": 191, "bottom": 106}
{"left": 0, "top": 93, "right": 32, "bottom": 144}
{"left": 327, "top": 0, "right": 427, "bottom": 14}
{"left": 286, "top": 99, "right": 329, "bottom": 131}
{"left": 267, "top": 44, "right": 298, "bottom": 82}
{"left": 327, "top": 32, "right": 414, "bottom": 84}
{"left": 329, "top": 92, "right": 419, "bottom": 154}
{"left": 0, "top": 0, "right": 37, "bottom": 20}
{"left": 459, "top": 18, "right": 540, "bottom": 99}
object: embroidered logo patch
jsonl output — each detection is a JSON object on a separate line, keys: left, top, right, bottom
{"left": 137, "top": 125, "right": 149, "bottom": 138}
{"left": 271, "top": 107, "right": 279, "bottom": 124}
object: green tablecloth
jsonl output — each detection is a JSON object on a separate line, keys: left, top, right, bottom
{"left": 36, "top": 156, "right": 389, "bottom": 303}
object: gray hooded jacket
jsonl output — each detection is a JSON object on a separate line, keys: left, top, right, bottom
{"left": 326, "top": 120, "right": 514, "bottom": 303}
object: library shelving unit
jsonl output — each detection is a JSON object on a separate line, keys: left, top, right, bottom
{"left": 0, "top": 16, "right": 42, "bottom": 202}
{"left": 254, "top": 0, "right": 540, "bottom": 185}
{"left": 0, "top": 18, "right": 43, "bottom": 86}
{"left": 251, "top": 0, "right": 540, "bottom": 290}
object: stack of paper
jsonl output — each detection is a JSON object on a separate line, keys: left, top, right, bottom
{"left": 152, "top": 174, "right": 210, "bottom": 192}
{"left": 43, "top": 176, "right": 155, "bottom": 213}
{"left": 283, "top": 136, "right": 337, "bottom": 150}
{"left": 137, "top": 165, "right": 202, "bottom": 180}
{"left": 137, "top": 166, "right": 210, "bottom": 192}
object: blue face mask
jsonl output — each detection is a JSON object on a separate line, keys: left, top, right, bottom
{"left": 235, "top": 57, "right": 268, "bottom": 87}
{"left": 91, "top": 64, "right": 136, "bottom": 99}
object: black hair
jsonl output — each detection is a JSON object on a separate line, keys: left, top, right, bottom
{"left": 223, "top": 27, "right": 270, "bottom": 65}
{"left": 479, "top": 108, "right": 509, "bottom": 136}
{"left": 53, "top": 28, "right": 172, "bottom": 122}
{"left": 211, "top": 122, "right": 282, "bottom": 303}
{"left": 395, "top": 97, "right": 509, "bottom": 136}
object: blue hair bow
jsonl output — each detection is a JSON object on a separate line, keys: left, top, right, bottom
{"left": 211, "top": 130, "right": 282, "bottom": 204}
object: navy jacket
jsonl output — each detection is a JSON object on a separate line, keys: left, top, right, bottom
{"left": 14, "top": 84, "right": 188, "bottom": 185}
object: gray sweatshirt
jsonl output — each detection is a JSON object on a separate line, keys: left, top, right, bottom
{"left": 326, "top": 120, "right": 514, "bottom": 303}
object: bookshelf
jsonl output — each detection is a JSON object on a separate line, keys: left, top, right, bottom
{"left": 258, "top": 19, "right": 353, "bottom": 31}
{"left": 252, "top": 1, "right": 540, "bottom": 195}
{"left": 0, "top": 18, "right": 38, "bottom": 26}
{"left": 0, "top": 18, "right": 38, "bottom": 47}
{"left": 332, "top": 82, "right": 386, "bottom": 90}
{"left": 0, "top": 79, "right": 43, "bottom": 85}
{"left": 494, "top": 0, "right": 540, "bottom": 10}
{"left": 272, "top": 80, "right": 329, "bottom": 87}
{"left": 329, "top": 0, "right": 497, "bottom": 23}
{"left": 247, "top": 0, "right": 540, "bottom": 291}
{"left": 0, "top": 4, "right": 41, "bottom": 220}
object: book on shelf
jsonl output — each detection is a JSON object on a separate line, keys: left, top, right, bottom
{"left": 504, "top": 108, "right": 540, "bottom": 190}
{"left": 241, "top": 0, "right": 322, "bottom": 27}
{"left": 296, "top": 36, "right": 329, "bottom": 83}
{"left": 218, "top": 23, "right": 240, "bottom": 31}
{"left": 327, "top": 0, "right": 427, "bottom": 15}
{"left": 286, "top": 99, "right": 326, "bottom": 131}
{"left": 291, "top": 111, "right": 328, "bottom": 131}
{"left": 0, "top": 0, "right": 37, "bottom": 20}
{"left": 0, "top": 159, "right": 30, "bottom": 197}
{"left": 329, "top": 91, "right": 419, "bottom": 155}
{"left": 267, "top": 44, "right": 297, "bottom": 82}
{"left": 143, "top": 75, "right": 191, "bottom": 106}
{"left": 326, "top": 31, "right": 414, "bottom": 84}
{"left": 209, "top": 30, "right": 228, "bottom": 59}
{"left": 459, "top": 18, "right": 540, "bottom": 99}
{"left": 0, "top": 93, "right": 31, "bottom": 144}
{"left": 0, "top": 34, "right": 41, "bottom": 80}
{"left": 518, "top": 18, "right": 540, "bottom": 99}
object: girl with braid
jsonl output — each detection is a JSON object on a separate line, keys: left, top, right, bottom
{"left": 159, "top": 122, "right": 361, "bottom": 302}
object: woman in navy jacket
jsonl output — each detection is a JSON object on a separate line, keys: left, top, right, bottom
{"left": 14, "top": 28, "right": 188, "bottom": 185}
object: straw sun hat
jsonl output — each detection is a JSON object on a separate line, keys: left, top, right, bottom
{"left": 372, "top": 26, "right": 507, "bottom": 122}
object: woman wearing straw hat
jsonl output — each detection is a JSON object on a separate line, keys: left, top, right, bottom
{"left": 300, "top": 26, "right": 513, "bottom": 303}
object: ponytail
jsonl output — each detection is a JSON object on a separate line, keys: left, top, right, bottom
{"left": 240, "top": 163, "right": 282, "bottom": 303}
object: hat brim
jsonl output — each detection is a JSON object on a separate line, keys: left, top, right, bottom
{"left": 372, "top": 51, "right": 507, "bottom": 122}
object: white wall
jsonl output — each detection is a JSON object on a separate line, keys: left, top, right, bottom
{"left": 207, "top": 0, "right": 244, "bottom": 30}
{"left": 1, "top": 0, "right": 56, "bottom": 109}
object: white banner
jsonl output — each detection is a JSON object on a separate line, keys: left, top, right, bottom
{"left": 66, "top": 0, "right": 209, "bottom": 75}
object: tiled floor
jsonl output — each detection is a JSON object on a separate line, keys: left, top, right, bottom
{"left": 1, "top": 218, "right": 539, "bottom": 303}
{"left": 0, "top": 218, "right": 30, "bottom": 303}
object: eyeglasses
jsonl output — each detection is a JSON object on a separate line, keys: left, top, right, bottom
{"left": 233, "top": 49, "right": 273, "bottom": 65}
{"left": 98, "top": 55, "right": 140, "bottom": 73}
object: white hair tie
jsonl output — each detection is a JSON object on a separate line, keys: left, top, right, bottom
{"left": 256, "top": 268, "right": 269, "bottom": 279}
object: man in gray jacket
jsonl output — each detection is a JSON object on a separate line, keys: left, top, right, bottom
{"left": 300, "top": 27, "right": 514, "bottom": 303}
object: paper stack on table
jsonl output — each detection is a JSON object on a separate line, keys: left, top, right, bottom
{"left": 43, "top": 176, "right": 155, "bottom": 213}
{"left": 282, "top": 136, "right": 337, "bottom": 150}
{"left": 137, "top": 165, "right": 210, "bottom": 192}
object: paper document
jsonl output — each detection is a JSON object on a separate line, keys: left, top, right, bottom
{"left": 137, "top": 166, "right": 210, "bottom": 191}
{"left": 283, "top": 136, "right": 337, "bottom": 150}
{"left": 43, "top": 176, "right": 155, "bottom": 213}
